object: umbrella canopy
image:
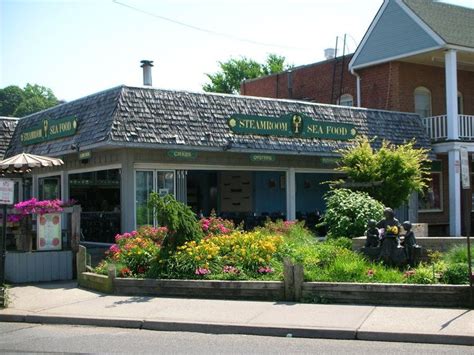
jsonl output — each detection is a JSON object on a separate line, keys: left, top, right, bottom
{"left": 0, "top": 153, "right": 64, "bottom": 173}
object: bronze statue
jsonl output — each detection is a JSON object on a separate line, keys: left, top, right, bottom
{"left": 401, "top": 221, "right": 418, "bottom": 266}
{"left": 377, "top": 208, "right": 405, "bottom": 266}
{"left": 365, "top": 219, "right": 380, "bottom": 248}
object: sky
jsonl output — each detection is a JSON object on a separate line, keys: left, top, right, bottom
{"left": 1, "top": 0, "right": 473, "bottom": 102}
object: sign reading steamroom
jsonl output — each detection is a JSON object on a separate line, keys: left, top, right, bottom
{"left": 21, "top": 116, "right": 78, "bottom": 145}
{"left": 228, "top": 113, "right": 357, "bottom": 140}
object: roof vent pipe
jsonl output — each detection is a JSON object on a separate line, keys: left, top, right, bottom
{"left": 287, "top": 70, "right": 293, "bottom": 99}
{"left": 140, "top": 60, "right": 154, "bottom": 86}
{"left": 324, "top": 48, "right": 335, "bottom": 60}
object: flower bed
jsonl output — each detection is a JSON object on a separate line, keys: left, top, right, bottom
{"left": 93, "top": 217, "right": 472, "bottom": 286}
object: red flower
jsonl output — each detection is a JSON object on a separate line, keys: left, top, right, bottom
{"left": 52, "top": 238, "right": 60, "bottom": 247}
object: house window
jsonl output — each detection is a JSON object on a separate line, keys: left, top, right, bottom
{"left": 338, "top": 94, "right": 354, "bottom": 107}
{"left": 419, "top": 161, "right": 442, "bottom": 212}
{"left": 414, "top": 87, "right": 432, "bottom": 118}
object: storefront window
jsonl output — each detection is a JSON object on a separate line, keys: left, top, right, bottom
{"left": 39, "top": 176, "right": 61, "bottom": 200}
{"left": 69, "top": 169, "right": 121, "bottom": 243}
{"left": 135, "top": 170, "right": 175, "bottom": 228}
{"left": 419, "top": 172, "right": 442, "bottom": 211}
{"left": 136, "top": 171, "right": 154, "bottom": 227}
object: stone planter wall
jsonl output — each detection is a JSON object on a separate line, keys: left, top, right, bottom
{"left": 76, "top": 246, "right": 472, "bottom": 308}
{"left": 302, "top": 282, "right": 471, "bottom": 308}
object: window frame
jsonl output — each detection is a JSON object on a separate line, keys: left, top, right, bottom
{"left": 418, "top": 169, "right": 443, "bottom": 213}
{"left": 414, "top": 86, "right": 432, "bottom": 118}
{"left": 337, "top": 94, "right": 354, "bottom": 107}
{"left": 134, "top": 169, "right": 176, "bottom": 228}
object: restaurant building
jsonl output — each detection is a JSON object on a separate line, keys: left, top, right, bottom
{"left": 4, "top": 85, "right": 429, "bottom": 244}
{"left": 242, "top": 0, "right": 474, "bottom": 236}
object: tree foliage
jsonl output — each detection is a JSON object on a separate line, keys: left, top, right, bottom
{"left": 324, "top": 188, "right": 385, "bottom": 239}
{"left": 334, "top": 136, "right": 431, "bottom": 208}
{"left": 0, "top": 84, "right": 59, "bottom": 117}
{"left": 148, "top": 193, "right": 203, "bottom": 254}
{"left": 203, "top": 54, "right": 293, "bottom": 94}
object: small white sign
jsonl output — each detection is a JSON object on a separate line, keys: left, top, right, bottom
{"left": 460, "top": 148, "right": 470, "bottom": 190}
{"left": 0, "top": 179, "right": 14, "bottom": 205}
{"left": 37, "top": 213, "right": 62, "bottom": 251}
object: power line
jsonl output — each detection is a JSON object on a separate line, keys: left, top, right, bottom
{"left": 112, "top": 0, "right": 311, "bottom": 51}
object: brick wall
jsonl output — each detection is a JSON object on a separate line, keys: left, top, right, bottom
{"left": 241, "top": 55, "right": 356, "bottom": 104}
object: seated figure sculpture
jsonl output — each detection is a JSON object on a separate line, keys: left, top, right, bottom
{"left": 376, "top": 208, "right": 406, "bottom": 266}
{"left": 365, "top": 219, "right": 380, "bottom": 248}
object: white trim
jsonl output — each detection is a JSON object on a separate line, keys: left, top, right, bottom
{"left": 134, "top": 162, "right": 289, "bottom": 172}
{"left": 348, "top": 0, "right": 390, "bottom": 70}
{"left": 446, "top": 45, "right": 474, "bottom": 54}
{"left": 351, "top": 46, "right": 443, "bottom": 71}
{"left": 396, "top": 0, "right": 445, "bottom": 46}
{"left": 36, "top": 171, "right": 64, "bottom": 179}
{"left": 67, "top": 164, "right": 122, "bottom": 175}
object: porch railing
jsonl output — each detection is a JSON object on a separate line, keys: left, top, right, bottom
{"left": 422, "top": 114, "right": 474, "bottom": 142}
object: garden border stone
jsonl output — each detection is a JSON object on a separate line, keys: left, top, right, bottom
{"left": 77, "top": 247, "right": 472, "bottom": 308}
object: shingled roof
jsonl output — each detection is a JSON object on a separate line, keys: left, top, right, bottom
{"left": 6, "top": 86, "right": 430, "bottom": 157}
{"left": 0, "top": 117, "right": 18, "bottom": 159}
{"left": 403, "top": 0, "right": 474, "bottom": 49}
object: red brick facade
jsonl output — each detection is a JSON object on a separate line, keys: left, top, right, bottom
{"left": 242, "top": 58, "right": 474, "bottom": 115}
{"left": 242, "top": 57, "right": 474, "bottom": 234}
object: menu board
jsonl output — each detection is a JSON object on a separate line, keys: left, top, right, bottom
{"left": 0, "top": 179, "right": 14, "bottom": 205}
{"left": 37, "top": 213, "right": 62, "bottom": 251}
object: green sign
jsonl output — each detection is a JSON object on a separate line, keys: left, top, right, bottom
{"left": 78, "top": 151, "right": 91, "bottom": 160}
{"left": 167, "top": 150, "right": 197, "bottom": 160}
{"left": 21, "top": 116, "right": 78, "bottom": 145}
{"left": 228, "top": 113, "right": 357, "bottom": 140}
{"left": 250, "top": 154, "right": 276, "bottom": 163}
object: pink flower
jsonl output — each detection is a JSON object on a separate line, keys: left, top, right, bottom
{"left": 195, "top": 267, "right": 210, "bottom": 276}
{"left": 257, "top": 266, "right": 273, "bottom": 274}
{"left": 109, "top": 244, "right": 120, "bottom": 253}
{"left": 367, "top": 269, "right": 375, "bottom": 277}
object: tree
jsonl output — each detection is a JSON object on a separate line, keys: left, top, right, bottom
{"left": 333, "top": 136, "right": 431, "bottom": 208}
{"left": 203, "top": 54, "right": 293, "bottom": 94}
{"left": 0, "top": 84, "right": 59, "bottom": 117}
{"left": 0, "top": 85, "right": 24, "bottom": 116}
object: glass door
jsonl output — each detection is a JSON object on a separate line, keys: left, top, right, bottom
{"left": 135, "top": 170, "right": 175, "bottom": 228}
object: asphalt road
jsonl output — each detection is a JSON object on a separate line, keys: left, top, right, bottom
{"left": 0, "top": 322, "right": 472, "bottom": 354}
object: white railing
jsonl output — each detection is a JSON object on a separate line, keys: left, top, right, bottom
{"left": 459, "top": 115, "right": 474, "bottom": 141}
{"left": 422, "top": 114, "right": 474, "bottom": 142}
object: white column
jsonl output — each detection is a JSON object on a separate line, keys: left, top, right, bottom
{"left": 445, "top": 49, "right": 459, "bottom": 140}
{"left": 448, "top": 149, "right": 462, "bottom": 236}
{"left": 286, "top": 168, "right": 296, "bottom": 221}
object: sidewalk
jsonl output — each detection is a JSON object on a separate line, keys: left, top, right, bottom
{"left": 0, "top": 282, "right": 472, "bottom": 346}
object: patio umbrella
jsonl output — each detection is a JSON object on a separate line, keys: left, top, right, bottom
{"left": 0, "top": 153, "right": 64, "bottom": 174}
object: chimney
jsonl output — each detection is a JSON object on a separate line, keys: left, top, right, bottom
{"left": 324, "top": 48, "right": 335, "bottom": 60}
{"left": 140, "top": 60, "right": 154, "bottom": 86}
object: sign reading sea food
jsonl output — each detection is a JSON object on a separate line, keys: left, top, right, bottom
{"left": 37, "top": 213, "right": 62, "bottom": 251}
{"left": 228, "top": 113, "right": 357, "bottom": 140}
{"left": 21, "top": 116, "right": 78, "bottom": 145}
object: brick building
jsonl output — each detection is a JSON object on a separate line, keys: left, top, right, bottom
{"left": 242, "top": 0, "right": 474, "bottom": 236}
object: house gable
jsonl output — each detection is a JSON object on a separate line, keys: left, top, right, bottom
{"left": 350, "top": 0, "right": 443, "bottom": 70}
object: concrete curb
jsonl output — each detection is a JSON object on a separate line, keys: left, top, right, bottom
{"left": 0, "top": 312, "right": 472, "bottom": 346}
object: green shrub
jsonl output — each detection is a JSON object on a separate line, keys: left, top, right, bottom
{"left": 442, "top": 263, "right": 469, "bottom": 284}
{"left": 334, "top": 136, "right": 431, "bottom": 208}
{"left": 324, "top": 188, "right": 385, "bottom": 239}
{"left": 149, "top": 193, "right": 203, "bottom": 253}
{"left": 443, "top": 245, "right": 474, "bottom": 264}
